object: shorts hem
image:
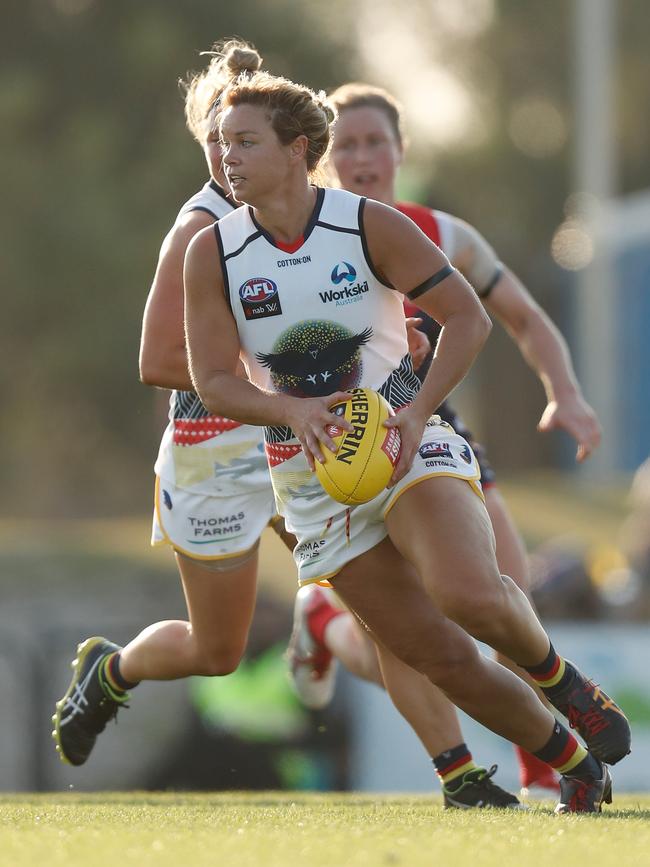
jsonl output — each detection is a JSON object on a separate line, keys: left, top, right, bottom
{"left": 165, "top": 538, "right": 260, "bottom": 562}
{"left": 383, "top": 470, "right": 484, "bottom": 519}
{"left": 296, "top": 524, "right": 389, "bottom": 588}
{"left": 153, "top": 519, "right": 260, "bottom": 561}
{"left": 297, "top": 573, "right": 339, "bottom": 589}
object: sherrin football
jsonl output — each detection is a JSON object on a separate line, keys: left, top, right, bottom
{"left": 315, "top": 387, "right": 402, "bottom": 505}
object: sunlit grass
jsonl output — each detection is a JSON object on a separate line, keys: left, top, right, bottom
{"left": 1, "top": 791, "right": 649, "bottom": 867}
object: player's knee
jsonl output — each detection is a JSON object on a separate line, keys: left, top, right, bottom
{"left": 398, "top": 635, "right": 477, "bottom": 689}
{"left": 447, "top": 580, "right": 511, "bottom": 642}
{"left": 389, "top": 626, "right": 453, "bottom": 677}
{"left": 195, "top": 645, "right": 245, "bottom": 677}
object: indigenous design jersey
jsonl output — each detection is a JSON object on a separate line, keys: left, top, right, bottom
{"left": 216, "top": 187, "right": 421, "bottom": 526}
{"left": 154, "top": 180, "right": 271, "bottom": 496}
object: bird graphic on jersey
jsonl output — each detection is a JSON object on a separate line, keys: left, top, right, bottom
{"left": 255, "top": 321, "right": 373, "bottom": 397}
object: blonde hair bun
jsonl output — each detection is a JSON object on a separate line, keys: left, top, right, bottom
{"left": 224, "top": 44, "right": 262, "bottom": 78}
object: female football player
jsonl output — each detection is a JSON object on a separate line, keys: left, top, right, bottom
{"left": 183, "top": 67, "right": 629, "bottom": 813}
{"left": 287, "top": 82, "right": 602, "bottom": 798}
{"left": 52, "top": 42, "right": 518, "bottom": 809}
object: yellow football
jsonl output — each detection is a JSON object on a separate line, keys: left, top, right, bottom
{"left": 315, "top": 387, "right": 402, "bottom": 505}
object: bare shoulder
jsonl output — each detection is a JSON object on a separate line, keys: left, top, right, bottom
{"left": 362, "top": 199, "right": 442, "bottom": 262}
{"left": 184, "top": 222, "right": 224, "bottom": 294}
{"left": 362, "top": 198, "right": 420, "bottom": 241}
{"left": 167, "top": 209, "right": 217, "bottom": 253}
{"left": 186, "top": 221, "right": 219, "bottom": 258}
{"left": 362, "top": 198, "right": 448, "bottom": 289}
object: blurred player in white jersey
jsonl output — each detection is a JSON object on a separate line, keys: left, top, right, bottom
{"left": 51, "top": 40, "right": 283, "bottom": 769}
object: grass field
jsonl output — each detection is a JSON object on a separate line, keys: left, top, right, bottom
{"left": 2, "top": 792, "right": 650, "bottom": 867}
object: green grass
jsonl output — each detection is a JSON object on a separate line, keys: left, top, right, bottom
{"left": 1, "top": 792, "right": 649, "bottom": 867}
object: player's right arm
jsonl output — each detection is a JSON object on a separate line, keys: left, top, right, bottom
{"left": 139, "top": 210, "right": 216, "bottom": 391}
{"left": 183, "top": 227, "right": 352, "bottom": 467}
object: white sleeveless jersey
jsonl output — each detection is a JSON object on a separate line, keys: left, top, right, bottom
{"left": 216, "top": 187, "right": 421, "bottom": 529}
{"left": 154, "top": 180, "right": 271, "bottom": 497}
{"left": 170, "top": 180, "right": 235, "bottom": 422}
{"left": 217, "top": 187, "right": 419, "bottom": 443}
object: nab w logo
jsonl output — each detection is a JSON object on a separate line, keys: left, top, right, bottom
{"left": 239, "top": 277, "right": 283, "bottom": 321}
{"left": 330, "top": 262, "right": 357, "bottom": 284}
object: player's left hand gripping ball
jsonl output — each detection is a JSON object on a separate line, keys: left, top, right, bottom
{"left": 315, "top": 388, "right": 401, "bottom": 505}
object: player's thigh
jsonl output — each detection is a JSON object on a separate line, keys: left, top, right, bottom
{"left": 385, "top": 476, "right": 504, "bottom": 617}
{"left": 175, "top": 546, "right": 259, "bottom": 657}
{"left": 330, "top": 535, "right": 478, "bottom": 676}
{"left": 484, "top": 486, "right": 531, "bottom": 593}
{"left": 268, "top": 514, "right": 296, "bottom": 552}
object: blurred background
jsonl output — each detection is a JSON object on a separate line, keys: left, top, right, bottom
{"left": 1, "top": 0, "right": 649, "bottom": 793}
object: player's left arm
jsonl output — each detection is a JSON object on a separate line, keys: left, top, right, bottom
{"left": 446, "top": 213, "right": 601, "bottom": 463}
{"left": 363, "top": 200, "right": 492, "bottom": 482}
{"left": 484, "top": 268, "right": 601, "bottom": 462}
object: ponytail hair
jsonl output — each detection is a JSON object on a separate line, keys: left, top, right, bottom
{"left": 182, "top": 38, "right": 263, "bottom": 144}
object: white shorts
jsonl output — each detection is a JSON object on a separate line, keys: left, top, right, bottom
{"left": 152, "top": 475, "right": 276, "bottom": 560}
{"left": 151, "top": 416, "right": 278, "bottom": 560}
{"left": 268, "top": 416, "right": 483, "bottom": 586}
{"left": 154, "top": 416, "right": 273, "bottom": 497}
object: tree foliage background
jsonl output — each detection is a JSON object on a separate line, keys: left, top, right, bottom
{"left": 2, "top": 0, "right": 649, "bottom": 518}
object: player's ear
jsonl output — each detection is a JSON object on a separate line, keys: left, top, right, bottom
{"left": 289, "top": 134, "right": 309, "bottom": 163}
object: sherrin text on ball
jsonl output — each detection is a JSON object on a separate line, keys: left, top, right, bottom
{"left": 314, "top": 388, "right": 401, "bottom": 505}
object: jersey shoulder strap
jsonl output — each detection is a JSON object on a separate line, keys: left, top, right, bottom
{"left": 317, "top": 187, "right": 363, "bottom": 232}
{"left": 179, "top": 179, "right": 234, "bottom": 222}
{"left": 216, "top": 204, "right": 261, "bottom": 260}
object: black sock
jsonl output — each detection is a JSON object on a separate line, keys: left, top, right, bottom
{"left": 433, "top": 743, "right": 476, "bottom": 791}
{"left": 522, "top": 643, "right": 574, "bottom": 697}
{"left": 566, "top": 752, "right": 602, "bottom": 781}
{"left": 103, "top": 652, "right": 139, "bottom": 692}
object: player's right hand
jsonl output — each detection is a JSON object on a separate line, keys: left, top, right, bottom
{"left": 285, "top": 392, "right": 354, "bottom": 470}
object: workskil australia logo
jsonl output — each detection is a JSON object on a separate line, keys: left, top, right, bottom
{"left": 320, "top": 262, "right": 368, "bottom": 306}
{"left": 330, "top": 262, "right": 357, "bottom": 284}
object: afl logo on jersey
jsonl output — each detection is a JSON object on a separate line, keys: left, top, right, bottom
{"left": 330, "top": 262, "right": 357, "bottom": 284}
{"left": 239, "top": 277, "right": 283, "bottom": 321}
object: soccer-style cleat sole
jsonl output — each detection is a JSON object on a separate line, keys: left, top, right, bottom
{"left": 51, "top": 637, "right": 109, "bottom": 766}
{"left": 444, "top": 797, "right": 528, "bottom": 810}
{"left": 554, "top": 765, "right": 613, "bottom": 814}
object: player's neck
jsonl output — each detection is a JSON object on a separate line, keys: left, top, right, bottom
{"left": 252, "top": 184, "right": 317, "bottom": 245}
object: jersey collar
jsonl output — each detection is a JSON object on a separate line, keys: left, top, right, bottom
{"left": 248, "top": 186, "right": 325, "bottom": 253}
